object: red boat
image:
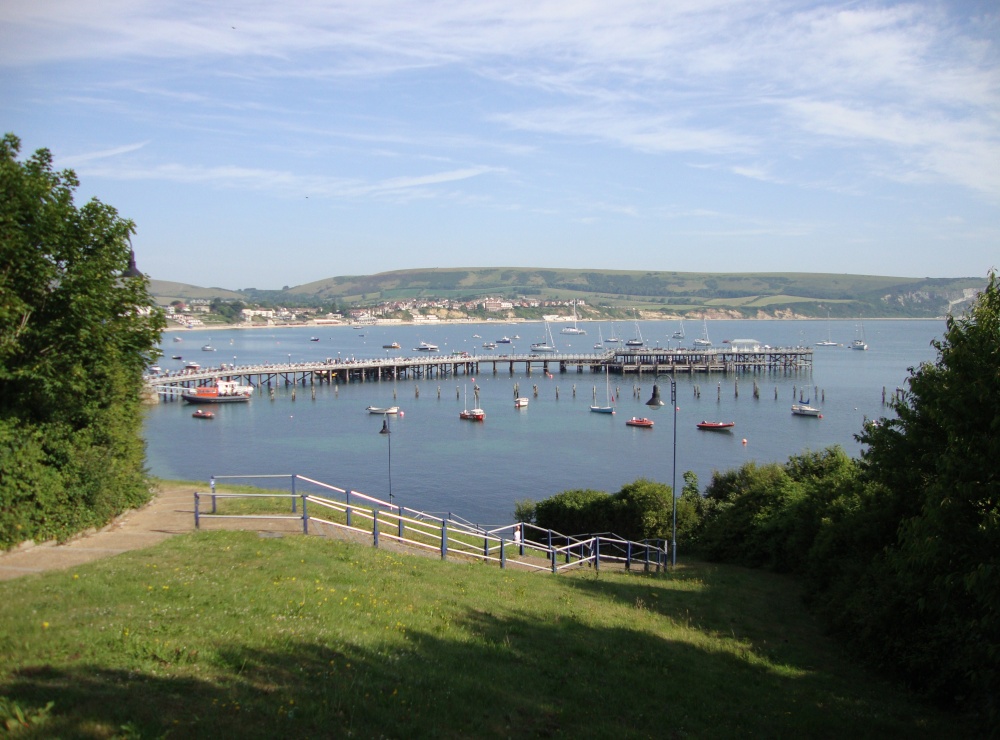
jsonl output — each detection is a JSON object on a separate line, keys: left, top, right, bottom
{"left": 460, "top": 408, "right": 485, "bottom": 421}
{"left": 192, "top": 409, "right": 215, "bottom": 419}
{"left": 182, "top": 379, "right": 253, "bottom": 404}
{"left": 625, "top": 417, "right": 654, "bottom": 428}
{"left": 697, "top": 421, "right": 735, "bottom": 430}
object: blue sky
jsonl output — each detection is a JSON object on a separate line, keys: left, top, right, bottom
{"left": 3, "top": 1, "right": 998, "bottom": 289}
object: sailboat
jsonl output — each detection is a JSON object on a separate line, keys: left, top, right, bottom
{"left": 605, "top": 322, "right": 622, "bottom": 344}
{"left": 530, "top": 321, "right": 558, "bottom": 353}
{"left": 625, "top": 311, "right": 644, "bottom": 347}
{"left": 560, "top": 300, "right": 587, "bottom": 335}
{"left": 594, "top": 326, "right": 605, "bottom": 350}
{"left": 459, "top": 385, "right": 485, "bottom": 421}
{"left": 590, "top": 366, "right": 615, "bottom": 414}
{"left": 673, "top": 319, "right": 685, "bottom": 339}
{"left": 816, "top": 311, "right": 838, "bottom": 346}
{"left": 693, "top": 319, "right": 712, "bottom": 347}
{"left": 852, "top": 317, "right": 868, "bottom": 350}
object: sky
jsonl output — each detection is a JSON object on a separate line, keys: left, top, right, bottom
{"left": 2, "top": 1, "right": 998, "bottom": 289}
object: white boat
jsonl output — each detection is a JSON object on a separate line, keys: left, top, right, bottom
{"left": 605, "top": 322, "right": 622, "bottom": 344}
{"left": 514, "top": 397, "right": 529, "bottom": 409}
{"left": 497, "top": 336, "right": 511, "bottom": 344}
{"left": 173, "top": 336, "right": 183, "bottom": 342}
{"left": 202, "top": 344, "right": 216, "bottom": 351}
{"left": 531, "top": 322, "right": 558, "bottom": 353}
{"left": 560, "top": 300, "right": 587, "bottom": 335}
{"left": 413, "top": 341, "right": 440, "bottom": 352}
{"left": 594, "top": 326, "right": 605, "bottom": 350}
{"left": 693, "top": 319, "right": 712, "bottom": 347}
{"left": 625, "top": 311, "right": 644, "bottom": 347}
{"left": 791, "top": 403, "right": 822, "bottom": 417}
{"left": 460, "top": 385, "right": 485, "bottom": 421}
{"left": 852, "top": 318, "right": 868, "bottom": 350}
{"left": 367, "top": 405, "right": 400, "bottom": 415}
{"left": 590, "top": 366, "right": 615, "bottom": 414}
{"left": 483, "top": 341, "right": 497, "bottom": 349}
{"left": 673, "top": 319, "right": 685, "bottom": 339}
{"left": 816, "top": 311, "right": 838, "bottom": 346}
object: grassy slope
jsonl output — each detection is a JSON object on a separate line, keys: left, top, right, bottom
{"left": 0, "top": 531, "right": 967, "bottom": 739}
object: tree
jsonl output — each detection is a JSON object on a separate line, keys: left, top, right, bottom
{"left": 0, "top": 133, "right": 164, "bottom": 547}
{"left": 847, "top": 270, "right": 1000, "bottom": 723}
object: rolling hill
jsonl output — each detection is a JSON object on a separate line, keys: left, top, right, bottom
{"left": 150, "top": 268, "right": 986, "bottom": 319}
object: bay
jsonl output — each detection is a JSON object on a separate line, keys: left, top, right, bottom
{"left": 144, "top": 318, "right": 942, "bottom": 526}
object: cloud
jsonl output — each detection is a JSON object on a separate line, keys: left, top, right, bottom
{"left": 6, "top": 1, "right": 997, "bottom": 196}
{"left": 58, "top": 140, "right": 149, "bottom": 167}
{"left": 77, "top": 160, "right": 502, "bottom": 200}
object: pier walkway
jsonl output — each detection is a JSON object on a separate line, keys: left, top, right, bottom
{"left": 145, "top": 346, "right": 813, "bottom": 399}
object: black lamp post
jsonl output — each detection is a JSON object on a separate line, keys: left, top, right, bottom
{"left": 379, "top": 414, "right": 392, "bottom": 505}
{"left": 646, "top": 375, "right": 678, "bottom": 567}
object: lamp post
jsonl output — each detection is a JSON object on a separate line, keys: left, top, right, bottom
{"left": 379, "top": 414, "right": 392, "bottom": 505}
{"left": 645, "top": 375, "right": 678, "bottom": 567}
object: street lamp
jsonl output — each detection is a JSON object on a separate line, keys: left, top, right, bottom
{"left": 645, "top": 375, "right": 678, "bottom": 567}
{"left": 379, "top": 414, "right": 392, "bottom": 505}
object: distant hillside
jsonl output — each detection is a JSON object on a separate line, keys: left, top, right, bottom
{"left": 151, "top": 268, "right": 986, "bottom": 319}
{"left": 149, "top": 280, "right": 244, "bottom": 304}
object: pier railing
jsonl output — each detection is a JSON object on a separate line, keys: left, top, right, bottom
{"left": 195, "top": 473, "right": 670, "bottom": 575}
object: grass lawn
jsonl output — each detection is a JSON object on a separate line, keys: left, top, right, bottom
{"left": 0, "top": 530, "right": 967, "bottom": 738}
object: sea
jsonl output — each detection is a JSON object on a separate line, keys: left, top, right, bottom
{"left": 144, "top": 318, "right": 942, "bottom": 527}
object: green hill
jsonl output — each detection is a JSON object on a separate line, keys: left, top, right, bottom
{"left": 152, "top": 268, "right": 986, "bottom": 318}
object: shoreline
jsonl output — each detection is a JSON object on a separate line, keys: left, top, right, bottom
{"left": 163, "top": 316, "right": 944, "bottom": 333}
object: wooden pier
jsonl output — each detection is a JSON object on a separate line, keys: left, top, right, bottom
{"left": 145, "top": 346, "right": 812, "bottom": 401}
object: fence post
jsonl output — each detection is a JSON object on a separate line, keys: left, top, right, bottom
{"left": 626, "top": 541, "right": 632, "bottom": 571}
{"left": 291, "top": 475, "right": 297, "bottom": 513}
{"left": 594, "top": 538, "right": 600, "bottom": 572}
{"left": 373, "top": 508, "right": 380, "bottom": 548}
{"left": 500, "top": 538, "right": 506, "bottom": 570}
{"left": 547, "top": 530, "right": 553, "bottom": 563}
{"left": 346, "top": 491, "right": 353, "bottom": 528}
{"left": 397, "top": 507, "right": 404, "bottom": 539}
{"left": 194, "top": 491, "right": 200, "bottom": 529}
{"left": 644, "top": 542, "right": 650, "bottom": 573}
{"left": 302, "top": 494, "right": 308, "bottom": 534}
{"left": 483, "top": 536, "right": 489, "bottom": 558}
{"left": 441, "top": 519, "right": 448, "bottom": 560}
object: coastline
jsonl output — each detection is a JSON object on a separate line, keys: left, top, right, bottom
{"left": 163, "top": 315, "right": 942, "bottom": 334}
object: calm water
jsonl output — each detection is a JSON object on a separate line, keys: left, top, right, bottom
{"left": 144, "top": 319, "right": 942, "bottom": 526}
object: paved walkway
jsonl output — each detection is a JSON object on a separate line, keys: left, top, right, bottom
{"left": 0, "top": 486, "right": 198, "bottom": 581}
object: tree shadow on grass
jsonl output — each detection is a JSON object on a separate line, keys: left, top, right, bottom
{"left": 4, "top": 601, "right": 954, "bottom": 739}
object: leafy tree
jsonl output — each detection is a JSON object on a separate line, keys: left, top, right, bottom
{"left": 845, "top": 270, "right": 1000, "bottom": 722}
{"left": 0, "top": 133, "right": 164, "bottom": 547}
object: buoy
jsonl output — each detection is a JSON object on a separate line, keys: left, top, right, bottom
{"left": 399, "top": 411, "right": 404, "bottom": 417}
{"left": 818, "top": 414, "right": 823, "bottom": 418}
{"left": 742, "top": 438, "right": 747, "bottom": 445}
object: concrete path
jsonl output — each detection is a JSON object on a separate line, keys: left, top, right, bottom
{"left": 0, "top": 486, "right": 197, "bottom": 581}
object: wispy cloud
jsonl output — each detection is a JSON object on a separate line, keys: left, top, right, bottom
{"left": 4, "top": 1, "right": 998, "bottom": 198}
{"left": 59, "top": 141, "right": 149, "bottom": 167}
{"left": 78, "top": 160, "right": 502, "bottom": 200}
